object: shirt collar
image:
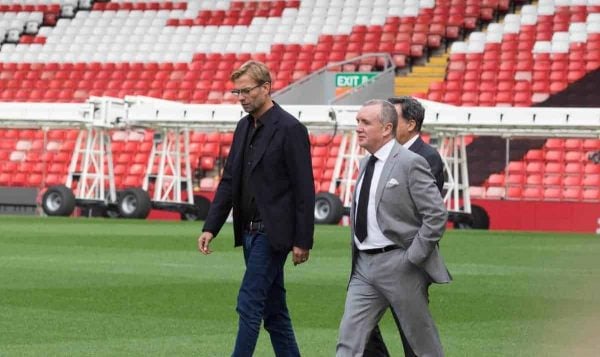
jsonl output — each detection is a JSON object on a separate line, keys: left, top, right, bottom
{"left": 372, "top": 139, "right": 395, "bottom": 163}
{"left": 246, "top": 101, "right": 278, "bottom": 126}
{"left": 402, "top": 135, "right": 419, "bottom": 149}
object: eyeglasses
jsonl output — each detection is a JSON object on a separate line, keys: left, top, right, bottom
{"left": 230, "top": 82, "right": 268, "bottom": 97}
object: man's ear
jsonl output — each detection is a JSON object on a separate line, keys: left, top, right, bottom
{"left": 407, "top": 119, "right": 417, "bottom": 133}
{"left": 383, "top": 122, "right": 393, "bottom": 136}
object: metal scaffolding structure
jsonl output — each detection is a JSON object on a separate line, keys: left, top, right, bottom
{"left": 0, "top": 95, "right": 598, "bottom": 224}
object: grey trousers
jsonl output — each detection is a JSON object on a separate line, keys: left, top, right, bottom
{"left": 336, "top": 249, "right": 444, "bottom": 357}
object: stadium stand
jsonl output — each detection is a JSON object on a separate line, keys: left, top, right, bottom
{"left": 428, "top": 1, "right": 600, "bottom": 106}
{"left": 416, "top": 1, "right": 600, "bottom": 204}
{"left": 0, "top": 0, "right": 598, "bottom": 230}
{"left": 0, "top": 0, "right": 524, "bottom": 104}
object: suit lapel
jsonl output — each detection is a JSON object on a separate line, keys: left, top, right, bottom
{"left": 355, "top": 157, "right": 369, "bottom": 187}
{"left": 375, "top": 142, "right": 401, "bottom": 207}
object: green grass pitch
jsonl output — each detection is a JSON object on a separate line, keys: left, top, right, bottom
{"left": 1, "top": 216, "right": 599, "bottom": 356}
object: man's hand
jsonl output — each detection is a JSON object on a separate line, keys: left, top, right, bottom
{"left": 292, "top": 246, "right": 310, "bottom": 266}
{"left": 198, "top": 232, "right": 214, "bottom": 255}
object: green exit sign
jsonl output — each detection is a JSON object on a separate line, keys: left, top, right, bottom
{"left": 335, "top": 73, "right": 377, "bottom": 87}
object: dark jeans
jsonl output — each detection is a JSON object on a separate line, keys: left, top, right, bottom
{"left": 232, "top": 232, "right": 300, "bottom": 357}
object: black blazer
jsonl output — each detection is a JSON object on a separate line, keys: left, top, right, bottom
{"left": 203, "top": 103, "right": 315, "bottom": 252}
{"left": 409, "top": 136, "right": 444, "bottom": 194}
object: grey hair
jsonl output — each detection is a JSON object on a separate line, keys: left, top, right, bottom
{"left": 363, "top": 99, "right": 398, "bottom": 134}
{"left": 387, "top": 96, "right": 425, "bottom": 132}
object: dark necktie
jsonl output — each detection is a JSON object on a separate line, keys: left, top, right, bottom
{"left": 355, "top": 155, "right": 377, "bottom": 242}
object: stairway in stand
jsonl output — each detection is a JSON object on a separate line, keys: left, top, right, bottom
{"left": 394, "top": 53, "right": 448, "bottom": 97}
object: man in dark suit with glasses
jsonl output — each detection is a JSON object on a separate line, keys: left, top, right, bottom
{"left": 198, "top": 60, "right": 315, "bottom": 357}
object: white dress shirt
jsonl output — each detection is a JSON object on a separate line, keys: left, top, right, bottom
{"left": 354, "top": 139, "right": 397, "bottom": 250}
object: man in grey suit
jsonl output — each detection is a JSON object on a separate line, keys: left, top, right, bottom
{"left": 336, "top": 99, "right": 451, "bottom": 357}
{"left": 364, "top": 96, "right": 447, "bottom": 357}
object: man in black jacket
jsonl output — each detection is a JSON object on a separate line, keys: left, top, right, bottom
{"left": 391, "top": 96, "right": 444, "bottom": 193}
{"left": 198, "top": 60, "right": 315, "bottom": 357}
{"left": 363, "top": 96, "right": 446, "bottom": 357}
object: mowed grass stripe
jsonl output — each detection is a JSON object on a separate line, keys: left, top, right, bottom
{"left": 0, "top": 216, "right": 599, "bottom": 356}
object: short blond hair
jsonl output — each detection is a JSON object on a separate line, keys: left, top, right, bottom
{"left": 230, "top": 60, "right": 272, "bottom": 84}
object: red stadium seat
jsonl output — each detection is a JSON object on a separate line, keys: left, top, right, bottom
{"left": 506, "top": 186, "right": 522, "bottom": 199}
{"left": 583, "top": 174, "right": 600, "bottom": 187}
{"left": 582, "top": 188, "right": 600, "bottom": 201}
{"left": 487, "top": 173, "right": 504, "bottom": 186}
{"left": 562, "top": 187, "right": 581, "bottom": 201}
{"left": 201, "top": 143, "right": 219, "bottom": 157}
{"left": 565, "top": 163, "right": 583, "bottom": 175}
{"left": 506, "top": 174, "right": 524, "bottom": 186}
{"left": 312, "top": 146, "right": 328, "bottom": 157}
{"left": 544, "top": 162, "right": 562, "bottom": 175}
{"left": 563, "top": 175, "right": 582, "bottom": 186}
{"left": 543, "top": 187, "right": 561, "bottom": 200}
{"left": 478, "top": 92, "right": 496, "bottom": 107}
{"left": 542, "top": 174, "right": 561, "bottom": 186}
{"left": 200, "top": 157, "right": 216, "bottom": 171}
{"left": 522, "top": 187, "right": 543, "bottom": 200}
{"left": 525, "top": 161, "right": 544, "bottom": 174}
{"left": 525, "top": 174, "right": 542, "bottom": 185}
{"left": 565, "top": 139, "right": 583, "bottom": 150}
{"left": 525, "top": 150, "right": 544, "bottom": 161}
{"left": 545, "top": 138, "right": 564, "bottom": 149}
{"left": 583, "top": 139, "right": 600, "bottom": 150}
{"left": 564, "top": 151, "right": 583, "bottom": 162}
{"left": 507, "top": 161, "right": 525, "bottom": 174}
{"left": 0, "top": 173, "right": 10, "bottom": 185}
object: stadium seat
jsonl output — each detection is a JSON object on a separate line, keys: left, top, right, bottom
{"left": 0, "top": 173, "right": 10, "bottom": 186}
{"left": 543, "top": 175, "right": 561, "bottom": 186}
{"left": 563, "top": 175, "right": 582, "bottom": 186}
{"left": 564, "top": 139, "right": 583, "bottom": 150}
{"left": 507, "top": 161, "right": 525, "bottom": 174}
{"left": 487, "top": 173, "right": 504, "bottom": 186}
{"left": 564, "top": 151, "right": 583, "bottom": 162}
{"left": 583, "top": 139, "right": 600, "bottom": 150}
{"left": 486, "top": 186, "right": 505, "bottom": 199}
{"left": 469, "top": 186, "right": 486, "bottom": 198}
{"left": 506, "top": 174, "right": 525, "bottom": 186}
{"left": 545, "top": 162, "right": 563, "bottom": 175}
{"left": 525, "top": 173, "right": 542, "bottom": 186}
{"left": 544, "top": 150, "right": 563, "bottom": 162}
{"left": 507, "top": 186, "right": 523, "bottom": 199}
{"left": 565, "top": 162, "right": 583, "bottom": 174}
{"left": 522, "top": 187, "right": 543, "bottom": 200}
{"left": 582, "top": 174, "right": 599, "bottom": 186}
{"left": 562, "top": 187, "right": 581, "bottom": 201}
{"left": 582, "top": 188, "right": 600, "bottom": 201}
{"left": 543, "top": 187, "right": 561, "bottom": 200}
{"left": 525, "top": 149, "right": 544, "bottom": 161}
{"left": 200, "top": 157, "right": 216, "bottom": 171}
{"left": 526, "top": 162, "right": 544, "bottom": 174}
{"left": 584, "top": 163, "right": 600, "bottom": 174}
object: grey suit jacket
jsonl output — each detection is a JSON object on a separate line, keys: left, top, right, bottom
{"left": 351, "top": 141, "right": 451, "bottom": 284}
